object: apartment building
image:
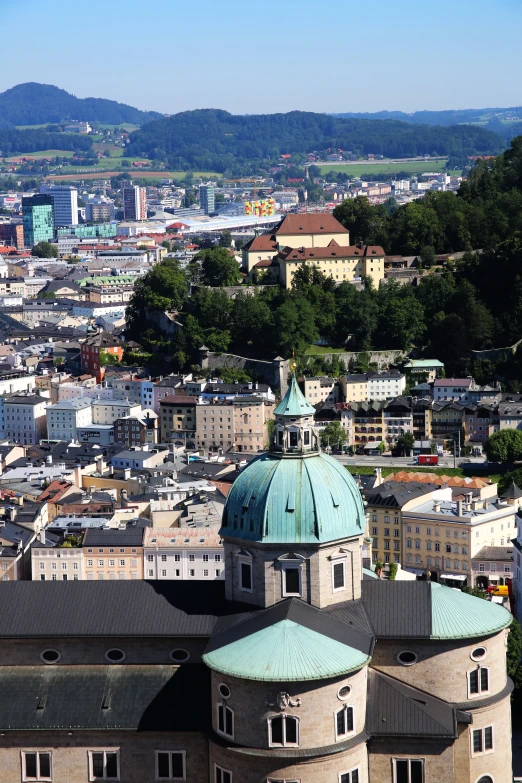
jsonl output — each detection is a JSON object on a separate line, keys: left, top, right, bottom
{"left": 0, "top": 393, "right": 49, "bottom": 445}
{"left": 383, "top": 396, "right": 413, "bottom": 446}
{"left": 114, "top": 410, "right": 158, "bottom": 447}
{"left": 92, "top": 399, "right": 141, "bottom": 425}
{"left": 122, "top": 185, "right": 146, "bottom": 221}
{"left": 0, "top": 518, "right": 36, "bottom": 580}
{"left": 340, "top": 370, "right": 406, "bottom": 402}
{"left": 107, "top": 377, "right": 156, "bottom": 410}
{"left": 195, "top": 397, "right": 274, "bottom": 453}
{"left": 431, "top": 401, "right": 465, "bottom": 442}
{"left": 46, "top": 399, "right": 93, "bottom": 441}
{"left": 341, "top": 373, "right": 368, "bottom": 402}
{"left": 143, "top": 527, "right": 224, "bottom": 580}
{"left": 403, "top": 359, "right": 444, "bottom": 382}
{"left": 159, "top": 395, "right": 197, "bottom": 444}
{"left": 0, "top": 372, "right": 35, "bottom": 396}
{"left": 463, "top": 402, "right": 499, "bottom": 444}
{"left": 471, "top": 545, "right": 513, "bottom": 589}
{"left": 301, "top": 376, "right": 339, "bottom": 404}
{"left": 499, "top": 394, "right": 522, "bottom": 430}
{"left": 32, "top": 537, "right": 84, "bottom": 581}
{"left": 83, "top": 525, "right": 146, "bottom": 580}
{"left": 433, "top": 378, "right": 473, "bottom": 401}
{"left": 352, "top": 401, "right": 385, "bottom": 449}
{"left": 153, "top": 374, "right": 189, "bottom": 411}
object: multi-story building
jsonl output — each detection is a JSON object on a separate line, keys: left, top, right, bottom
{"left": 340, "top": 370, "right": 406, "bottom": 402}
{"left": 463, "top": 402, "right": 499, "bottom": 445}
{"left": 0, "top": 375, "right": 514, "bottom": 783}
{"left": 0, "top": 518, "right": 36, "bottom": 580}
{"left": 159, "top": 395, "right": 197, "bottom": 445}
{"left": 0, "top": 223, "right": 24, "bottom": 249}
{"left": 403, "top": 358, "right": 444, "bottom": 382}
{"left": 114, "top": 410, "right": 158, "bottom": 447}
{"left": 499, "top": 393, "right": 522, "bottom": 430}
{"left": 46, "top": 399, "right": 93, "bottom": 441}
{"left": 80, "top": 331, "right": 124, "bottom": 382}
{"left": 471, "top": 545, "right": 513, "bottom": 590}
{"left": 431, "top": 401, "right": 465, "bottom": 442}
{"left": 122, "top": 185, "right": 147, "bottom": 221}
{"left": 383, "top": 396, "right": 413, "bottom": 446}
{"left": 352, "top": 401, "right": 385, "bottom": 449}
{"left": 433, "top": 377, "right": 473, "bottom": 401}
{"left": 341, "top": 373, "right": 369, "bottom": 402}
{"left": 0, "top": 372, "right": 35, "bottom": 397}
{"left": 107, "top": 376, "right": 156, "bottom": 410}
{"left": 92, "top": 399, "right": 141, "bottom": 426}
{"left": 412, "top": 397, "right": 433, "bottom": 442}
{"left": 83, "top": 525, "right": 146, "bottom": 580}
{"left": 21, "top": 194, "right": 53, "bottom": 247}
{"left": 84, "top": 203, "right": 115, "bottom": 222}
{"left": 195, "top": 397, "right": 274, "bottom": 453}
{"left": 143, "top": 527, "right": 224, "bottom": 580}
{"left": 301, "top": 376, "right": 339, "bottom": 404}
{"left": 0, "top": 393, "right": 49, "bottom": 445}
{"left": 39, "top": 185, "right": 78, "bottom": 228}
{"left": 153, "top": 374, "right": 189, "bottom": 412}
{"left": 199, "top": 182, "right": 216, "bottom": 215}
{"left": 277, "top": 242, "right": 385, "bottom": 289}
{"left": 31, "top": 536, "right": 84, "bottom": 581}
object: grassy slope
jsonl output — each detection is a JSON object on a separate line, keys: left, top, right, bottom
{"left": 317, "top": 159, "right": 453, "bottom": 176}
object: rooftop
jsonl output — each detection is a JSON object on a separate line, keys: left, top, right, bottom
{"left": 275, "top": 213, "right": 349, "bottom": 236}
{"left": 473, "top": 545, "right": 513, "bottom": 562}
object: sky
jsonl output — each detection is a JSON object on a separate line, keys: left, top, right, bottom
{"left": 1, "top": 0, "right": 521, "bottom": 115}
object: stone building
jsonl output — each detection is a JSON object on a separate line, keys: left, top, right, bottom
{"left": 0, "top": 376, "right": 513, "bottom": 783}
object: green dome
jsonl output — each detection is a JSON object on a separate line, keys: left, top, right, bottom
{"left": 220, "top": 451, "right": 366, "bottom": 544}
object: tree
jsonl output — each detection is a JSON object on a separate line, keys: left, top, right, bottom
{"left": 507, "top": 618, "right": 522, "bottom": 690}
{"left": 271, "top": 297, "right": 318, "bottom": 356}
{"left": 219, "top": 230, "right": 232, "bottom": 248}
{"left": 32, "top": 241, "right": 58, "bottom": 258}
{"left": 333, "top": 196, "right": 388, "bottom": 246}
{"left": 320, "top": 421, "right": 347, "bottom": 450}
{"left": 484, "top": 429, "right": 522, "bottom": 463}
{"left": 420, "top": 245, "right": 436, "bottom": 268}
{"left": 195, "top": 247, "right": 242, "bottom": 287}
{"left": 395, "top": 432, "right": 415, "bottom": 456}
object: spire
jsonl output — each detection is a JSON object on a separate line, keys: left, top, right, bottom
{"left": 274, "top": 374, "right": 315, "bottom": 417}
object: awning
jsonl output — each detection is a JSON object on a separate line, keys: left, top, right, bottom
{"left": 440, "top": 573, "right": 467, "bottom": 581}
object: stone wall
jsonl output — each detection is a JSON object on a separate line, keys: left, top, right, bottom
{"left": 472, "top": 337, "right": 522, "bottom": 362}
{"left": 302, "top": 349, "right": 408, "bottom": 369}
{"left": 199, "top": 348, "right": 291, "bottom": 393}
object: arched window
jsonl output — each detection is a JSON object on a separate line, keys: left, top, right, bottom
{"left": 454, "top": 560, "right": 460, "bottom": 570}
{"left": 468, "top": 666, "right": 490, "bottom": 697}
{"left": 476, "top": 777, "right": 494, "bottom": 783}
{"left": 426, "top": 541, "right": 432, "bottom": 551}
{"left": 335, "top": 705, "right": 354, "bottom": 739}
{"left": 268, "top": 714, "right": 299, "bottom": 747}
{"left": 453, "top": 544, "right": 459, "bottom": 554}
{"left": 217, "top": 703, "right": 234, "bottom": 739}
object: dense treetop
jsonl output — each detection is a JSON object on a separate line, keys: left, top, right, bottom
{"left": 126, "top": 109, "right": 503, "bottom": 172}
{"left": 0, "top": 128, "right": 93, "bottom": 156}
{"left": 0, "top": 83, "right": 162, "bottom": 129}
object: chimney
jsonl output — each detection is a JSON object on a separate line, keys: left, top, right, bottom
{"left": 433, "top": 500, "right": 441, "bottom": 513}
{"left": 39, "top": 528, "right": 46, "bottom": 545}
{"left": 472, "top": 499, "right": 480, "bottom": 511}
{"left": 456, "top": 500, "right": 463, "bottom": 517}
{"left": 373, "top": 467, "right": 383, "bottom": 487}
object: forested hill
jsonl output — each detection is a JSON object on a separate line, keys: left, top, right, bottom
{"left": 332, "top": 107, "right": 522, "bottom": 126}
{"left": 0, "top": 83, "right": 163, "bottom": 129}
{"left": 126, "top": 109, "right": 504, "bottom": 171}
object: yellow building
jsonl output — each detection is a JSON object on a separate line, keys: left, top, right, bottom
{"left": 277, "top": 241, "right": 385, "bottom": 289}
{"left": 274, "top": 212, "right": 350, "bottom": 248}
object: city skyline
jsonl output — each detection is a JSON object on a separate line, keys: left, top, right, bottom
{"left": 3, "top": 0, "right": 522, "bottom": 115}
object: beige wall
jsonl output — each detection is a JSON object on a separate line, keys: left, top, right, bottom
{"left": 83, "top": 545, "right": 144, "bottom": 580}
{"left": 0, "top": 731, "right": 208, "bottom": 783}
{"left": 159, "top": 402, "right": 196, "bottom": 443}
{"left": 341, "top": 377, "right": 369, "bottom": 402}
{"left": 224, "top": 537, "right": 363, "bottom": 609}
{"left": 275, "top": 230, "right": 348, "bottom": 248}
{"left": 279, "top": 255, "right": 385, "bottom": 290}
{"left": 196, "top": 401, "right": 273, "bottom": 453}
{"left": 370, "top": 630, "right": 508, "bottom": 704}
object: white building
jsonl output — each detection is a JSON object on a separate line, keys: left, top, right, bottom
{"left": 301, "top": 377, "right": 339, "bottom": 404}
{"left": 40, "top": 185, "right": 79, "bottom": 229}
{"left": 46, "top": 399, "right": 93, "bottom": 441}
{"left": 0, "top": 393, "right": 49, "bottom": 445}
{"left": 32, "top": 539, "right": 84, "bottom": 581}
{"left": 106, "top": 377, "right": 155, "bottom": 409}
{"left": 122, "top": 186, "right": 146, "bottom": 221}
{"left": 367, "top": 371, "right": 406, "bottom": 401}
{"left": 91, "top": 399, "right": 141, "bottom": 425}
{"left": 0, "top": 374, "right": 35, "bottom": 396}
{"left": 77, "top": 424, "right": 115, "bottom": 445}
{"left": 433, "top": 378, "right": 473, "bottom": 402}
{"left": 143, "top": 527, "right": 224, "bottom": 580}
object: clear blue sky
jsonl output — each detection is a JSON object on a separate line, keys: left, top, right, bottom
{"left": 3, "top": 0, "right": 521, "bottom": 115}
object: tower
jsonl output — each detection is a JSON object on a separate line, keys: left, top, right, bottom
{"left": 22, "top": 194, "right": 54, "bottom": 247}
{"left": 220, "top": 374, "right": 366, "bottom": 609}
{"left": 199, "top": 182, "right": 216, "bottom": 215}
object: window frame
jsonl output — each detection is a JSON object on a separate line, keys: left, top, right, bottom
{"left": 335, "top": 704, "right": 355, "bottom": 740}
{"left": 154, "top": 749, "right": 186, "bottom": 781}
{"left": 21, "top": 750, "right": 52, "bottom": 782}
{"left": 338, "top": 770, "right": 360, "bottom": 783}
{"left": 468, "top": 665, "right": 490, "bottom": 698}
{"left": 216, "top": 702, "right": 235, "bottom": 740}
{"left": 238, "top": 557, "right": 253, "bottom": 593}
{"left": 392, "top": 757, "right": 424, "bottom": 783}
{"left": 214, "top": 765, "right": 232, "bottom": 783}
{"left": 471, "top": 725, "right": 494, "bottom": 757}
{"left": 332, "top": 558, "right": 346, "bottom": 592}
{"left": 281, "top": 563, "right": 302, "bottom": 598}
{"left": 268, "top": 713, "right": 300, "bottom": 747}
{"left": 88, "top": 749, "right": 120, "bottom": 781}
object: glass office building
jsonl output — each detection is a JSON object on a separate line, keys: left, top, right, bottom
{"left": 199, "top": 182, "right": 216, "bottom": 215}
{"left": 22, "top": 195, "right": 54, "bottom": 247}
{"left": 57, "top": 222, "right": 118, "bottom": 239}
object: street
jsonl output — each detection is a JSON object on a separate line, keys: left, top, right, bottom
{"left": 331, "top": 454, "right": 488, "bottom": 469}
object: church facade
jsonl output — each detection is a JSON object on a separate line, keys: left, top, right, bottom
{"left": 0, "top": 377, "right": 513, "bottom": 783}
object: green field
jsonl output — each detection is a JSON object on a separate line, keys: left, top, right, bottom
{"left": 345, "top": 465, "right": 503, "bottom": 483}
{"left": 304, "top": 345, "right": 345, "bottom": 355}
{"left": 6, "top": 149, "right": 76, "bottom": 160}
{"left": 45, "top": 169, "right": 221, "bottom": 182}
{"left": 317, "top": 159, "right": 451, "bottom": 177}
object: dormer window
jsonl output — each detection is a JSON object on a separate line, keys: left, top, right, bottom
{"left": 282, "top": 565, "right": 301, "bottom": 597}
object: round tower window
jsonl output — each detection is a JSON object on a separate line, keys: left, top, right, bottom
{"left": 471, "top": 646, "right": 487, "bottom": 661}
{"left": 105, "top": 648, "right": 125, "bottom": 663}
{"left": 337, "top": 684, "right": 352, "bottom": 701}
{"left": 219, "top": 683, "right": 231, "bottom": 699}
{"left": 397, "top": 651, "right": 418, "bottom": 666}
{"left": 40, "top": 649, "right": 61, "bottom": 664}
{"left": 171, "top": 649, "right": 190, "bottom": 663}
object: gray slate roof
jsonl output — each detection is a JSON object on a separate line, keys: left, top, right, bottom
{"left": 473, "top": 545, "right": 513, "bottom": 562}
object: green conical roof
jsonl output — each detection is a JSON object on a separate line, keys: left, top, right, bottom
{"left": 430, "top": 582, "right": 512, "bottom": 639}
{"left": 274, "top": 375, "right": 316, "bottom": 416}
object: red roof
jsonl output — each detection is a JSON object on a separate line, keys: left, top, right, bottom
{"left": 279, "top": 244, "right": 385, "bottom": 261}
{"left": 276, "top": 213, "right": 349, "bottom": 236}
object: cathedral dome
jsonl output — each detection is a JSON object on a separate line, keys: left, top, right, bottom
{"left": 220, "top": 450, "right": 366, "bottom": 544}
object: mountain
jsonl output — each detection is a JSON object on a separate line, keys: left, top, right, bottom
{"left": 0, "top": 83, "right": 163, "bottom": 129}
{"left": 126, "top": 109, "right": 504, "bottom": 172}
{"left": 332, "top": 107, "right": 522, "bottom": 126}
